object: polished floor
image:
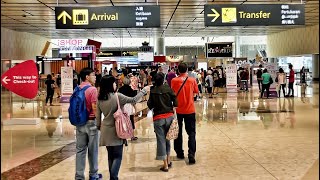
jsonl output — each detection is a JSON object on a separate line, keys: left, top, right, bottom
{"left": 1, "top": 83, "right": 319, "bottom": 180}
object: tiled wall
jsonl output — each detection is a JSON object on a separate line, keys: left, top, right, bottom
{"left": 267, "top": 25, "right": 319, "bottom": 57}
{"left": 1, "top": 27, "right": 51, "bottom": 60}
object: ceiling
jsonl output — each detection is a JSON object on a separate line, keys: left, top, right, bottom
{"left": 1, "top": 0, "right": 319, "bottom": 39}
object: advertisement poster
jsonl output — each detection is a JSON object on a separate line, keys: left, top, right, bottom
{"left": 226, "top": 64, "right": 238, "bottom": 93}
{"left": 60, "top": 67, "right": 74, "bottom": 103}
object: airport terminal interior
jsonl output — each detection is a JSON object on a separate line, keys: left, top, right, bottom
{"left": 1, "top": 0, "right": 319, "bottom": 180}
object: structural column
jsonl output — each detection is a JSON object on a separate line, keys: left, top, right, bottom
{"left": 154, "top": 37, "right": 165, "bottom": 56}
{"left": 234, "top": 36, "right": 241, "bottom": 58}
{"left": 312, "top": 54, "right": 319, "bottom": 81}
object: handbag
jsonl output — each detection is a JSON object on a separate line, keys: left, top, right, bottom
{"left": 269, "top": 76, "right": 273, "bottom": 84}
{"left": 166, "top": 114, "right": 179, "bottom": 140}
{"left": 166, "top": 77, "right": 188, "bottom": 140}
{"left": 113, "top": 93, "right": 134, "bottom": 139}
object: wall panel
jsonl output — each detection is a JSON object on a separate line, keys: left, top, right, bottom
{"left": 1, "top": 27, "right": 51, "bottom": 60}
{"left": 267, "top": 25, "right": 319, "bottom": 57}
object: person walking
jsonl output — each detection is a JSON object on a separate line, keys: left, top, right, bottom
{"left": 96, "top": 75, "right": 151, "bottom": 180}
{"left": 212, "top": 68, "right": 220, "bottom": 95}
{"left": 45, "top": 74, "right": 55, "bottom": 106}
{"left": 277, "top": 68, "right": 287, "bottom": 97}
{"left": 118, "top": 76, "right": 139, "bottom": 141}
{"left": 260, "top": 69, "right": 271, "bottom": 99}
{"left": 240, "top": 68, "right": 249, "bottom": 92}
{"left": 256, "top": 64, "right": 263, "bottom": 92}
{"left": 166, "top": 67, "right": 177, "bottom": 88}
{"left": 147, "top": 72, "right": 178, "bottom": 172}
{"left": 205, "top": 70, "right": 214, "bottom": 98}
{"left": 171, "top": 62, "right": 199, "bottom": 164}
{"left": 74, "top": 68, "right": 102, "bottom": 180}
{"left": 300, "top": 66, "right": 307, "bottom": 95}
{"left": 286, "top": 64, "right": 295, "bottom": 97}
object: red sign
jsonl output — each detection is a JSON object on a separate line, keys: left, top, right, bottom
{"left": 1, "top": 60, "right": 38, "bottom": 99}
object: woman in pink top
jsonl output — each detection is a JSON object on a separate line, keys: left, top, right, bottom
{"left": 277, "top": 68, "right": 287, "bottom": 97}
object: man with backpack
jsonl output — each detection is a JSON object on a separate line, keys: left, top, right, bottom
{"left": 69, "top": 67, "right": 102, "bottom": 180}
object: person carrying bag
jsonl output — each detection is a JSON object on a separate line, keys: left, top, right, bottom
{"left": 147, "top": 72, "right": 178, "bottom": 172}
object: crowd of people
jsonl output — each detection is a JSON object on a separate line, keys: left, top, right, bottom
{"left": 40, "top": 61, "right": 309, "bottom": 179}
{"left": 68, "top": 63, "right": 200, "bottom": 180}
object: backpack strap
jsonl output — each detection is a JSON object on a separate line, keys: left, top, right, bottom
{"left": 81, "top": 85, "right": 91, "bottom": 91}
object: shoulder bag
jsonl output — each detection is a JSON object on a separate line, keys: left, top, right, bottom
{"left": 113, "top": 93, "right": 134, "bottom": 139}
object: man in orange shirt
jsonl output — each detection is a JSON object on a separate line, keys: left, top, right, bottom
{"left": 171, "top": 62, "right": 199, "bottom": 164}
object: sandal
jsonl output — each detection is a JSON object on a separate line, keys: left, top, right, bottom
{"left": 160, "top": 167, "right": 168, "bottom": 172}
{"left": 168, "top": 162, "right": 172, "bottom": 168}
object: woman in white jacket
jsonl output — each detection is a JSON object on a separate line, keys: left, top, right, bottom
{"left": 277, "top": 68, "right": 287, "bottom": 98}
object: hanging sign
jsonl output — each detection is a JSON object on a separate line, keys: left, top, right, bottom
{"left": 204, "top": 4, "right": 305, "bottom": 26}
{"left": 55, "top": 6, "right": 160, "bottom": 29}
{"left": 59, "top": 45, "right": 95, "bottom": 54}
{"left": 1, "top": 60, "right": 38, "bottom": 99}
{"left": 206, "top": 43, "right": 233, "bottom": 58}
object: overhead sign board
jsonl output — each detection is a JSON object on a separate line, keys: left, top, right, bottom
{"left": 204, "top": 4, "right": 305, "bottom": 26}
{"left": 55, "top": 6, "right": 160, "bottom": 29}
{"left": 205, "top": 43, "right": 233, "bottom": 58}
{"left": 98, "top": 51, "right": 138, "bottom": 57}
{"left": 138, "top": 52, "right": 154, "bottom": 62}
{"left": 59, "top": 45, "right": 95, "bottom": 54}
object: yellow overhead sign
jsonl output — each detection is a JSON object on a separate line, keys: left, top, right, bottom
{"left": 55, "top": 6, "right": 161, "bottom": 29}
{"left": 204, "top": 4, "right": 305, "bottom": 26}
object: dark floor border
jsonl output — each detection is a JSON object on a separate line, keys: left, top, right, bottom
{"left": 1, "top": 142, "right": 76, "bottom": 180}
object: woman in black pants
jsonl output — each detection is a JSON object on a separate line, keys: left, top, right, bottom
{"left": 45, "top": 74, "right": 55, "bottom": 106}
{"left": 118, "top": 76, "right": 138, "bottom": 141}
{"left": 260, "top": 69, "right": 271, "bottom": 99}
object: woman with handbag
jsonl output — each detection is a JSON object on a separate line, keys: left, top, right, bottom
{"left": 118, "top": 76, "right": 139, "bottom": 141}
{"left": 96, "top": 75, "right": 151, "bottom": 180}
{"left": 147, "top": 72, "right": 178, "bottom": 172}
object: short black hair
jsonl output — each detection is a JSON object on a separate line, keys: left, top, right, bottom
{"left": 259, "top": 64, "right": 262, "bottom": 68}
{"left": 47, "top": 74, "right": 52, "bottom": 80}
{"left": 155, "top": 72, "right": 165, "bottom": 86}
{"left": 289, "top": 64, "right": 293, "bottom": 69}
{"left": 263, "top": 68, "right": 268, "bottom": 73}
{"left": 178, "top": 62, "right": 188, "bottom": 73}
{"left": 279, "top": 68, "right": 284, "bottom": 73}
{"left": 80, "top": 67, "right": 94, "bottom": 81}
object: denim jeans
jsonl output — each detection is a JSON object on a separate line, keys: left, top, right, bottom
{"left": 106, "top": 145, "right": 123, "bottom": 180}
{"left": 153, "top": 116, "right": 173, "bottom": 160}
{"left": 174, "top": 113, "right": 196, "bottom": 158}
{"left": 75, "top": 120, "right": 99, "bottom": 180}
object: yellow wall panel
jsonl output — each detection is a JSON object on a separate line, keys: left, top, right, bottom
{"left": 267, "top": 25, "right": 319, "bottom": 57}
